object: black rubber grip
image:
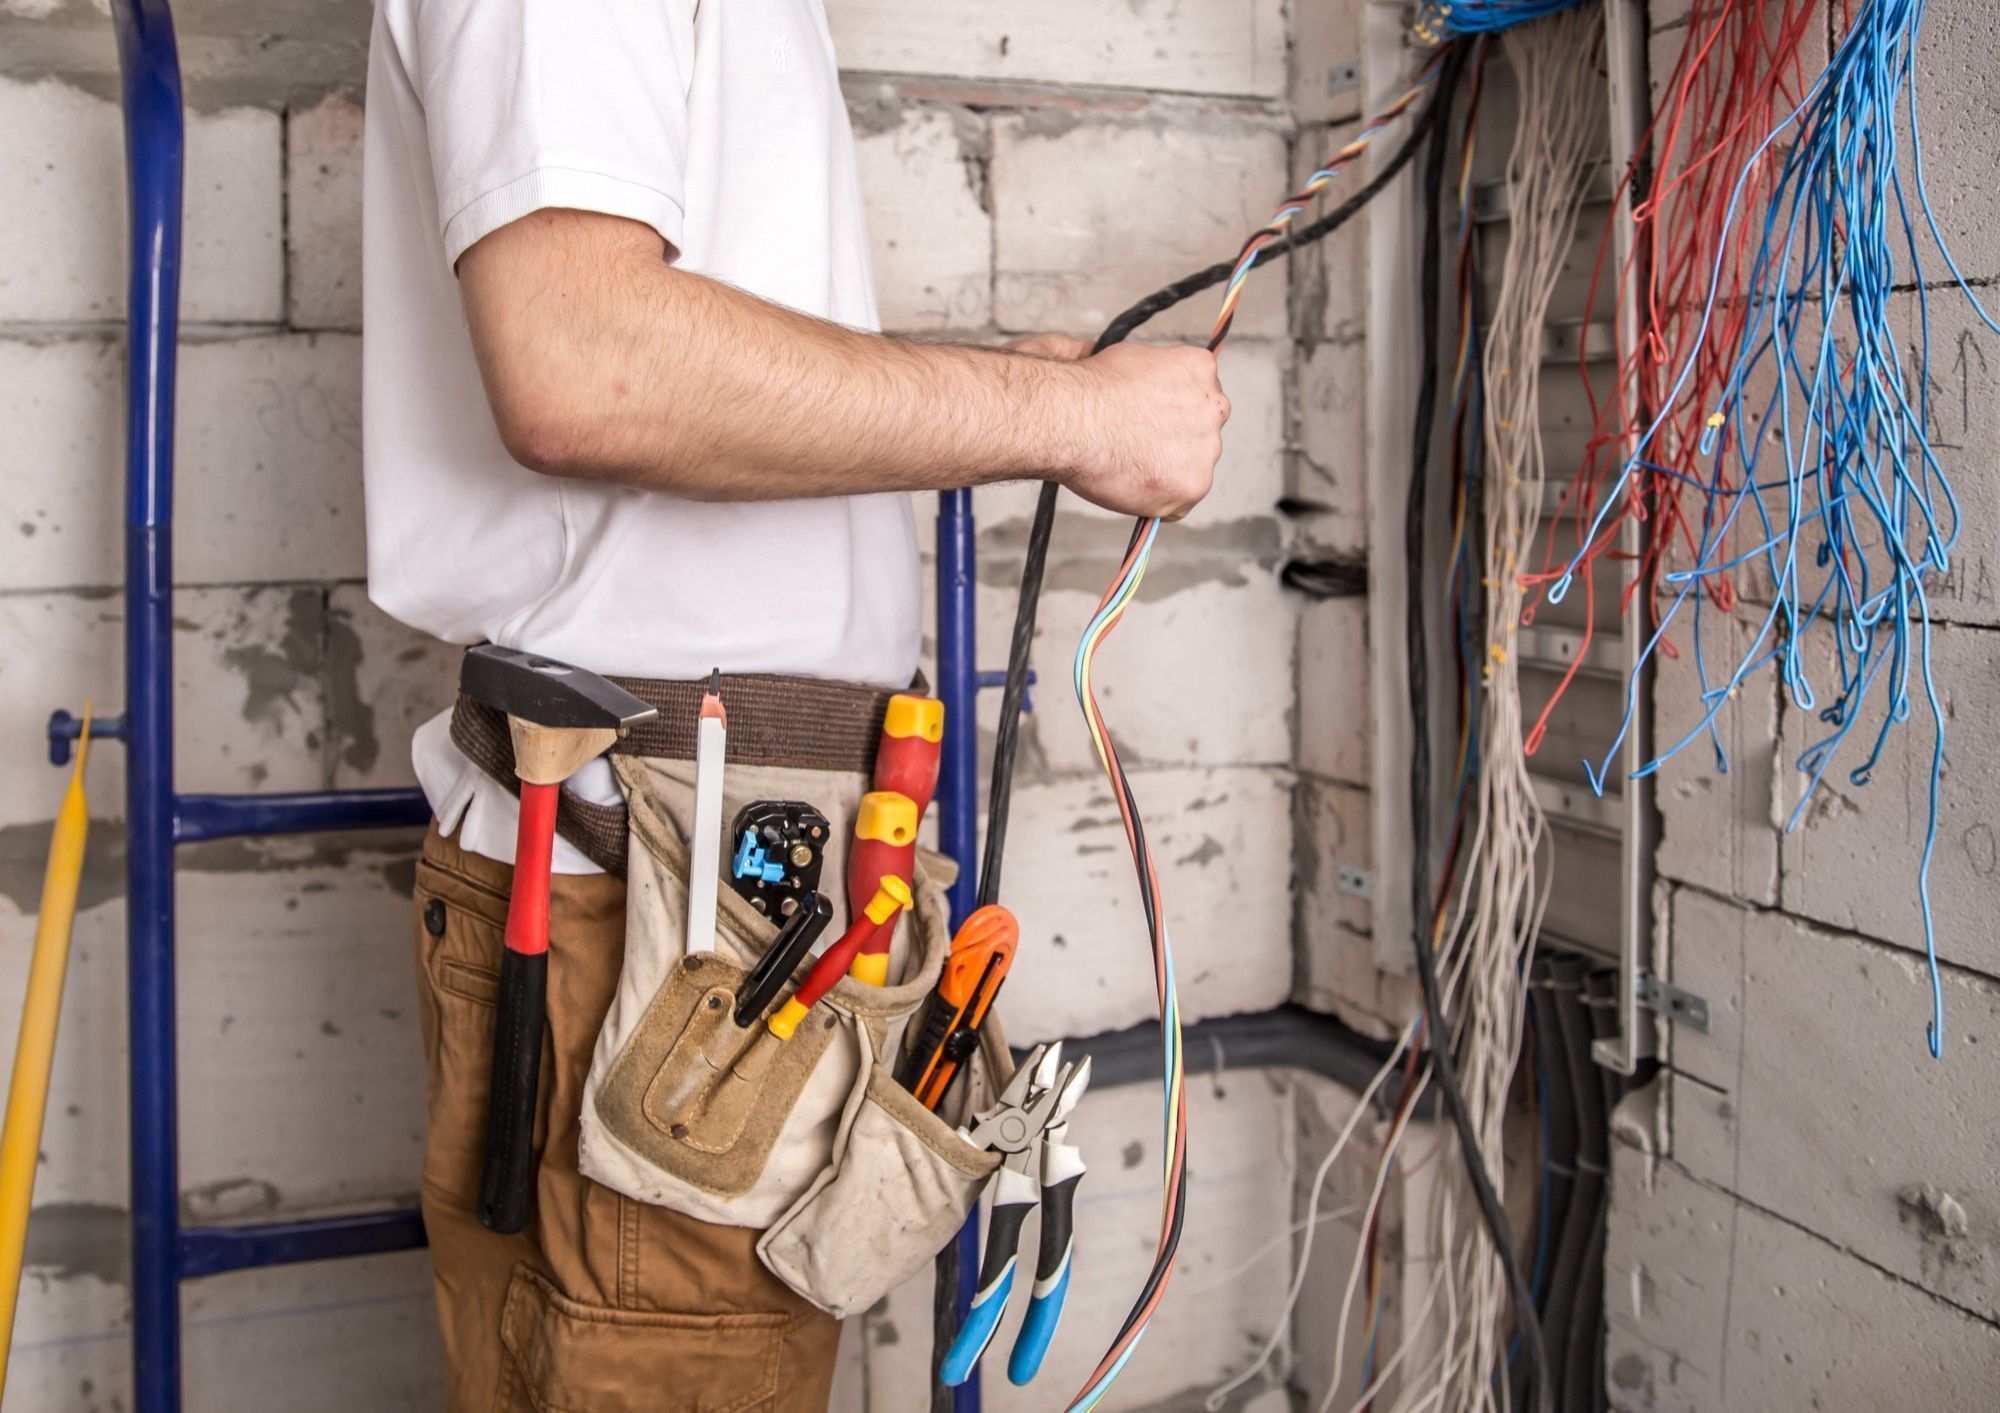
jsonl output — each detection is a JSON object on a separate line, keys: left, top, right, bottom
{"left": 735, "top": 892, "right": 832, "bottom": 1028}
{"left": 477, "top": 947, "right": 547, "bottom": 1234}
{"left": 1034, "top": 1175, "right": 1080, "bottom": 1282}
{"left": 896, "top": 997, "right": 958, "bottom": 1091}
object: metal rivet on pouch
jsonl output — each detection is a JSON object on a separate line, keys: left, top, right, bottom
{"left": 707, "top": 995, "right": 723, "bottom": 1010}
{"left": 423, "top": 899, "right": 446, "bottom": 936}
{"left": 670, "top": 1123, "right": 689, "bottom": 1140}
{"left": 685, "top": 955, "right": 704, "bottom": 971}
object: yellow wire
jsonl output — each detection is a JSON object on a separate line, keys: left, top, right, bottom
{"left": 0, "top": 703, "right": 93, "bottom": 1404}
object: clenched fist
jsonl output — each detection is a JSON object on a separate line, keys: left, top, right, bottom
{"left": 1058, "top": 343, "right": 1229, "bottom": 521}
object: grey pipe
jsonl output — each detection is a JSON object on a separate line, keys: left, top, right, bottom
{"left": 1025, "top": 1003, "right": 1440, "bottom": 1118}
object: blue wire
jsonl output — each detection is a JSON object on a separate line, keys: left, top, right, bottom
{"left": 1555, "top": 0, "right": 1976, "bottom": 1057}
{"left": 1419, "top": 0, "right": 1591, "bottom": 37}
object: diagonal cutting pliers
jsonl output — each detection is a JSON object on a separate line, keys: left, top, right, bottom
{"left": 940, "top": 1041, "right": 1093, "bottom": 1388}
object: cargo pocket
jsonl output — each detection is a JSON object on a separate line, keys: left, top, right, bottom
{"left": 412, "top": 852, "right": 514, "bottom": 1199}
{"left": 497, "top": 1265, "right": 787, "bottom": 1413}
{"left": 756, "top": 1064, "right": 998, "bottom": 1319}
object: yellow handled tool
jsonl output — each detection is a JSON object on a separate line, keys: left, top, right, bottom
{"left": 0, "top": 704, "right": 95, "bottom": 1401}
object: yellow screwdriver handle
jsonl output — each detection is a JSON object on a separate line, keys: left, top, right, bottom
{"left": 0, "top": 704, "right": 94, "bottom": 1403}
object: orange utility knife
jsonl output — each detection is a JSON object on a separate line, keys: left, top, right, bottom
{"left": 896, "top": 904, "right": 1018, "bottom": 1110}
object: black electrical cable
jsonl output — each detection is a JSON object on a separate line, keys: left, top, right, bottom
{"left": 1512, "top": 956, "right": 1576, "bottom": 1400}
{"left": 1512, "top": 961, "right": 1578, "bottom": 1412}
{"left": 1402, "top": 42, "right": 1552, "bottom": 1412}
{"left": 974, "top": 60, "right": 1460, "bottom": 909}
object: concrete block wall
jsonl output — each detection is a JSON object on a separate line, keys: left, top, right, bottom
{"left": 0, "top": 1, "right": 1406, "bottom": 1410}
{"left": 1287, "top": 10, "right": 1416, "bottom": 1040}
{"left": 1611, "top": 2, "right": 2000, "bottom": 1408}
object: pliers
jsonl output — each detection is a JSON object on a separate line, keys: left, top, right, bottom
{"left": 941, "top": 1041, "right": 1092, "bottom": 1388}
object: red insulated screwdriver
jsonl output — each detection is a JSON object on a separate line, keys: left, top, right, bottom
{"left": 847, "top": 694, "right": 943, "bottom": 983}
{"left": 768, "top": 876, "right": 912, "bottom": 1039}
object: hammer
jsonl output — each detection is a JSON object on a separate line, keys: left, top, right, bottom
{"left": 459, "top": 645, "right": 656, "bottom": 1233}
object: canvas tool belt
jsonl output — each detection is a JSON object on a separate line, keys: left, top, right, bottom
{"left": 451, "top": 667, "right": 1009, "bottom": 1319}
{"left": 450, "top": 671, "right": 901, "bottom": 875}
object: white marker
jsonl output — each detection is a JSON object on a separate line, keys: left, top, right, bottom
{"left": 685, "top": 670, "right": 727, "bottom": 956}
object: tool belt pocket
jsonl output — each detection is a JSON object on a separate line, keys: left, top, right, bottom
{"left": 579, "top": 756, "right": 967, "bottom": 1233}
{"left": 758, "top": 1017, "right": 1010, "bottom": 1318}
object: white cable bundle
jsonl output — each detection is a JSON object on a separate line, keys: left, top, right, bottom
{"left": 1206, "top": 14, "right": 1604, "bottom": 1411}
{"left": 1418, "top": 11, "right": 1603, "bottom": 1411}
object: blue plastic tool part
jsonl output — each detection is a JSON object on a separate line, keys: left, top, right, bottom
{"left": 939, "top": 1258, "right": 1016, "bottom": 1387}
{"left": 1008, "top": 1261, "right": 1071, "bottom": 1385}
{"left": 731, "top": 828, "right": 788, "bottom": 883}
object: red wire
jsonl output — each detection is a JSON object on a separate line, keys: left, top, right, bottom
{"left": 1517, "top": 0, "right": 1818, "bottom": 753}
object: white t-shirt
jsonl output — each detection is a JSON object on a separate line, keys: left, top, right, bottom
{"left": 363, "top": 0, "right": 921, "bottom": 870}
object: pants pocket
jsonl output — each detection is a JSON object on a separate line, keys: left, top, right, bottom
{"left": 413, "top": 853, "right": 513, "bottom": 1199}
{"left": 498, "top": 1265, "right": 788, "bottom": 1413}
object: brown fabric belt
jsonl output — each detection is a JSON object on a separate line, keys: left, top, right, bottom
{"left": 449, "top": 670, "right": 902, "bottom": 876}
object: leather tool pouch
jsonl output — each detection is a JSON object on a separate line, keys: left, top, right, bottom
{"left": 578, "top": 756, "right": 1005, "bottom": 1316}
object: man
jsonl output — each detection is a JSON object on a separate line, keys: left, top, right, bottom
{"left": 362, "top": 0, "right": 1227, "bottom": 1406}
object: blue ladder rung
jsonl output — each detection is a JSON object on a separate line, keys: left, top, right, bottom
{"left": 176, "top": 1209, "right": 427, "bottom": 1280}
{"left": 173, "top": 788, "right": 431, "bottom": 844}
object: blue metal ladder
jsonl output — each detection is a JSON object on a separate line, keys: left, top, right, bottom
{"left": 52, "top": 4, "right": 995, "bottom": 1409}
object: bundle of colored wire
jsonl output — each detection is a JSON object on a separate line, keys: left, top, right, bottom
{"left": 1519, "top": 0, "right": 1820, "bottom": 754}
{"left": 1553, "top": 0, "right": 1999, "bottom": 1058}
{"left": 1421, "top": 9, "right": 1601, "bottom": 1410}
{"left": 1346, "top": 45, "right": 1493, "bottom": 1413}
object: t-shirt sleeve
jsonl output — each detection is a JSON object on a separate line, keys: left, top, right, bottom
{"left": 409, "top": 0, "right": 698, "bottom": 269}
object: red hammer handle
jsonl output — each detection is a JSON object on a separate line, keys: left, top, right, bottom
{"left": 478, "top": 779, "right": 557, "bottom": 1234}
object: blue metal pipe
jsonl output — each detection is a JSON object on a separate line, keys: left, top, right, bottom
{"left": 174, "top": 788, "right": 431, "bottom": 844}
{"left": 934, "top": 490, "right": 979, "bottom": 933}
{"left": 177, "top": 1210, "right": 427, "bottom": 1280}
{"left": 109, "top": 3, "right": 184, "bottom": 1409}
{"left": 933, "top": 489, "right": 984, "bottom": 1413}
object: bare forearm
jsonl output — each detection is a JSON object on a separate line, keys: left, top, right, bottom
{"left": 460, "top": 210, "right": 1227, "bottom": 518}
{"left": 465, "top": 215, "right": 1082, "bottom": 498}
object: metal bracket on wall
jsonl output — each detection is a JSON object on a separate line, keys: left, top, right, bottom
{"left": 1637, "top": 973, "right": 1709, "bottom": 1033}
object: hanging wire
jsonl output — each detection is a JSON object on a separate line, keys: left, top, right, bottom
{"left": 1547, "top": 0, "right": 1999, "bottom": 1058}
{"left": 1056, "top": 53, "right": 1467, "bottom": 1413}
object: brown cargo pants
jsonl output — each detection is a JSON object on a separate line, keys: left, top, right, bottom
{"left": 411, "top": 821, "right": 841, "bottom": 1412}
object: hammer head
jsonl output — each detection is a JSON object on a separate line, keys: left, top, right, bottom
{"left": 460, "top": 644, "right": 657, "bottom": 731}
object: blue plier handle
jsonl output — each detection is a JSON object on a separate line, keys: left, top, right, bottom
{"left": 1010, "top": 1116, "right": 1084, "bottom": 1384}
{"left": 940, "top": 1044, "right": 1092, "bottom": 1388}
